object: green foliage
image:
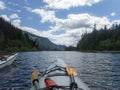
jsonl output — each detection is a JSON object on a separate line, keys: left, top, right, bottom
{"left": 77, "top": 24, "right": 120, "bottom": 51}
{"left": 0, "top": 17, "right": 40, "bottom": 52}
{"left": 65, "top": 46, "right": 76, "bottom": 51}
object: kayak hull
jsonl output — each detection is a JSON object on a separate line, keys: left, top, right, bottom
{"left": 30, "top": 59, "right": 90, "bottom": 90}
{"left": 0, "top": 53, "right": 18, "bottom": 69}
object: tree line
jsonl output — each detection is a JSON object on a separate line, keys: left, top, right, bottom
{"left": 0, "top": 17, "right": 39, "bottom": 52}
{"left": 77, "top": 24, "right": 120, "bottom": 51}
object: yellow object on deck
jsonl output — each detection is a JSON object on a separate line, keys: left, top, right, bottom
{"left": 31, "top": 69, "right": 39, "bottom": 85}
{"left": 66, "top": 66, "right": 77, "bottom": 76}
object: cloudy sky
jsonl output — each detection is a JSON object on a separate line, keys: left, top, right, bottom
{"left": 0, "top": 0, "right": 120, "bottom": 46}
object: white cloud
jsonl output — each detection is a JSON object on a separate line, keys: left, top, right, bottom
{"left": 9, "top": 13, "right": 20, "bottom": 20}
{"left": 43, "top": 0, "right": 101, "bottom": 9}
{"left": 51, "top": 29, "right": 87, "bottom": 46}
{"left": 9, "top": 14, "right": 21, "bottom": 27}
{"left": 0, "top": 15, "right": 10, "bottom": 21}
{"left": 0, "top": 10, "right": 111, "bottom": 46}
{"left": 110, "top": 12, "right": 116, "bottom": 16}
{"left": 0, "top": 10, "right": 116, "bottom": 46}
{"left": 0, "top": 14, "right": 21, "bottom": 27}
{"left": 0, "top": 1, "right": 6, "bottom": 9}
{"left": 55, "top": 13, "right": 94, "bottom": 30}
{"left": 21, "top": 26, "right": 42, "bottom": 36}
{"left": 7, "top": 2, "right": 19, "bottom": 6}
{"left": 20, "top": 25, "right": 90, "bottom": 46}
{"left": 27, "top": 17, "right": 32, "bottom": 20}
{"left": 22, "top": 11, "right": 113, "bottom": 46}
{"left": 30, "top": 9, "right": 113, "bottom": 46}
{"left": 54, "top": 14, "right": 111, "bottom": 46}
{"left": 24, "top": 0, "right": 30, "bottom": 5}
{"left": 49, "top": 13, "right": 111, "bottom": 32}
{"left": 93, "top": 16, "right": 112, "bottom": 29}
{"left": 112, "top": 20, "right": 120, "bottom": 25}
{"left": 12, "top": 19, "right": 21, "bottom": 27}
{"left": 32, "top": 9, "right": 56, "bottom": 23}
{"left": 24, "top": 6, "right": 32, "bottom": 12}
{"left": 16, "top": 10, "right": 21, "bottom": 13}
{"left": 7, "top": 8, "right": 21, "bottom": 13}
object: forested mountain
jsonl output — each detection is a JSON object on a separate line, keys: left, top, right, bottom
{"left": 0, "top": 17, "right": 39, "bottom": 52}
{"left": 77, "top": 25, "right": 120, "bottom": 51}
{"left": 27, "top": 33, "right": 65, "bottom": 51}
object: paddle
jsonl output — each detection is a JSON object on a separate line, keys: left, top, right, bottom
{"left": 31, "top": 69, "right": 39, "bottom": 85}
{"left": 66, "top": 66, "right": 78, "bottom": 90}
{"left": 66, "top": 66, "right": 77, "bottom": 76}
{"left": 30, "top": 69, "right": 40, "bottom": 90}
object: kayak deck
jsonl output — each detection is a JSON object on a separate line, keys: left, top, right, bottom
{"left": 30, "top": 60, "right": 90, "bottom": 90}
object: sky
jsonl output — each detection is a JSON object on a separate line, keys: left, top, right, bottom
{"left": 0, "top": 0, "right": 120, "bottom": 46}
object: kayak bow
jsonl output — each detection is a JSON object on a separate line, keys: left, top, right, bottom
{"left": 29, "top": 59, "right": 90, "bottom": 90}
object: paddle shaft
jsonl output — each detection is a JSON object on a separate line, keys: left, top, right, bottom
{"left": 33, "top": 79, "right": 40, "bottom": 90}
{"left": 70, "top": 75, "right": 78, "bottom": 90}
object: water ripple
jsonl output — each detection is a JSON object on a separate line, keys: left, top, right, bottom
{"left": 0, "top": 51, "right": 120, "bottom": 90}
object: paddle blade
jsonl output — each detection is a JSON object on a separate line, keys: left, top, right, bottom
{"left": 66, "top": 66, "right": 77, "bottom": 76}
{"left": 31, "top": 69, "right": 39, "bottom": 84}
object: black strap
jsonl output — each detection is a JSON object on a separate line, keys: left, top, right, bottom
{"left": 32, "top": 79, "right": 39, "bottom": 86}
{"left": 70, "top": 82, "right": 78, "bottom": 90}
{"left": 42, "top": 65, "right": 66, "bottom": 76}
{"left": 69, "top": 75, "right": 78, "bottom": 90}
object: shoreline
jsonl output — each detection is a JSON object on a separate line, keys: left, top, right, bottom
{"left": 78, "top": 50, "right": 120, "bottom": 53}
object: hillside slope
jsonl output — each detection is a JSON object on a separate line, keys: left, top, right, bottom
{"left": 0, "top": 17, "right": 39, "bottom": 52}
{"left": 27, "top": 33, "right": 65, "bottom": 51}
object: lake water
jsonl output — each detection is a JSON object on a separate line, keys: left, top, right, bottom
{"left": 0, "top": 51, "right": 120, "bottom": 90}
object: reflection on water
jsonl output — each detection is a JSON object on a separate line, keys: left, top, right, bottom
{"left": 0, "top": 51, "right": 120, "bottom": 90}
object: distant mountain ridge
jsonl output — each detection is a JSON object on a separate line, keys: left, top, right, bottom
{"left": 26, "top": 32, "right": 66, "bottom": 51}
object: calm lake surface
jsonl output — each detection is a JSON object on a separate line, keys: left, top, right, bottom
{"left": 0, "top": 51, "right": 120, "bottom": 90}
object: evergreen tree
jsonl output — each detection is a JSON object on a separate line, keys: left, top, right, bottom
{"left": 77, "top": 24, "right": 120, "bottom": 51}
{"left": 0, "top": 17, "right": 40, "bottom": 52}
